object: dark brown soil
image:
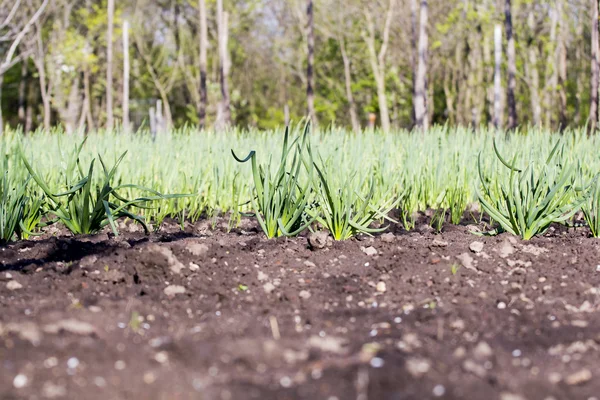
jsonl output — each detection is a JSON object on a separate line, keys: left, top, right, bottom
{"left": 1, "top": 219, "right": 600, "bottom": 400}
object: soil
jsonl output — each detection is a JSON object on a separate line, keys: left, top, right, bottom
{"left": 1, "top": 218, "right": 600, "bottom": 400}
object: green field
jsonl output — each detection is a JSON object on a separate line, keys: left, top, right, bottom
{"left": 2, "top": 125, "right": 600, "bottom": 242}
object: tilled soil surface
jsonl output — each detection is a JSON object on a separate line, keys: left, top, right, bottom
{"left": 1, "top": 220, "right": 600, "bottom": 400}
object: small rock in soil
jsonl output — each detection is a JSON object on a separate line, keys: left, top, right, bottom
{"left": 189, "top": 262, "right": 200, "bottom": 271}
{"left": 380, "top": 233, "right": 395, "bottom": 243}
{"left": 361, "top": 246, "right": 378, "bottom": 256}
{"left": 263, "top": 282, "right": 276, "bottom": 294}
{"left": 163, "top": 285, "right": 186, "bottom": 296}
{"left": 405, "top": 358, "right": 431, "bottom": 378}
{"left": 462, "top": 359, "right": 487, "bottom": 378}
{"left": 303, "top": 260, "right": 317, "bottom": 268}
{"left": 469, "top": 241, "right": 484, "bottom": 253}
{"left": 147, "top": 244, "right": 185, "bottom": 274}
{"left": 565, "top": 369, "right": 592, "bottom": 386}
{"left": 43, "top": 319, "right": 96, "bottom": 335}
{"left": 376, "top": 281, "right": 387, "bottom": 293}
{"left": 497, "top": 240, "right": 516, "bottom": 258}
{"left": 187, "top": 242, "right": 209, "bottom": 257}
{"left": 432, "top": 239, "right": 449, "bottom": 247}
{"left": 473, "top": 341, "right": 493, "bottom": 360}
{"left": 456, "top": 253, "right": 476, "bottom": 271}
{"left": 308, "top": 231, "right": 329, "bottom": 250}
{"left": 500, "top": 393, "right": 527, "bottom": 400}
{"left": 257, "top": 271, "right": 268, "bottom": 281}
{"left": 13, "top": 374, "right": 28, "bottom": 389}
{"left": 308, "top": 335, "right": 348, "bottom": 354}
{"left": 521, "top": 244, "right": 548, "bottom": 256}
{"left": 299, "top": 290, "right": 311, "bottom": 300}
{"left": 6, "top": 280, "right": 23, "bottom": 290}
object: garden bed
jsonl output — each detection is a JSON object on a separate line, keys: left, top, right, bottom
{"left": 1, "top": 219, "right": 599, "bottom": 400}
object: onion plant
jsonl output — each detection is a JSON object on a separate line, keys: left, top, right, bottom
{"left": 232, "top": 125, "right": 314, "bottom": 238}
{"left": 20, "top": 140, "right": 176, "bottom": 236}
{"left": 477, "top": 140, "right": 585, "bottom": 240}
{"left": 582, "top": 176, "right": 600, "bottom": 237}
{"left": 308, "top": 150, "right": 397, "bottom": 240}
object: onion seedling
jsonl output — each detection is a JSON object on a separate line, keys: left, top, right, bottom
{"left": 232, "top": 125, "right": 314, "bottom": 238}
{"left": 477, "top": 140, "right": 585, "bottom": 240}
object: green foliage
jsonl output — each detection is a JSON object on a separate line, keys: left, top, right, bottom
{"left": 232, "top": 125, "right": 314, "bottom": 238}
{"left": 309, "top": 155, "right": 397, "bottom": 241}
{"left": 477, "top": 140, "right": 585, "bottom": 240}
{"left": 20, "top": 139, "right": 175, "bottom": 236}
{"left": 582, "top": 176, "right": 600, "bottom": 238}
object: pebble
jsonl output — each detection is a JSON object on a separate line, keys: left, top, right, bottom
{"left": 154, "top": 351, "right": 169, "bottom": 364}
{"left": 380, "top": 233, "right": 395, "bottom": 243}
{"left": 67, "top": 357, "right": 80, "bottom": 369}
{"left": 405, "top": 357, "right": 431, "bottom": 378}
{"left": 299, "top": 290, "right": 311, "bottom": 300}
{"left": 500, "top": 393, "right": 527, "bottom": 400}
{"left": 432, "top": 385, "right": 446, "bottom": 397}
{"left": 370, "top": 357, "right": 385, "bottom": 368}
{"left": 143, "top": 372, "right": 156, "bottom": 384}
{"left": 497, "top": 302, "right": 507, "bottom": 309}
{"left": 114, "top": 360, "right": 126, "bottom": 370}
{"left": 13, "top": 374, "right": 28, "bottom": 388}
{"left": 257, "top": 271, "right": 268, "bottom": 281}
{"left": 474, "top": 342, "right": 493, "bottom": 359}
{"left": 303, "top": 260, "right": 317, "bottom": 268}
{"left": 432, "top": 239, "right": 449, "bottom": 247}
{"left": 565, "top": 369, "right": 592, "bottom": 386}
{"left": 279, "top": 376, "right": 292, "bottom": 388}
{"left": 6, "top": 280, "right": 23, "bottom": 290}
{"left": 163, "top": 285, "right": 186, "bottom": 296}
{"left": 188, "top": 262, "right": 200, "bottom": 272}
{"left": 308, "top": 231, "right": 329, "bottom": 250}
{"left": 469, "top": 241, "right": 484, "bottom": 253}
{"left": 596, "top": 265, "right": 600, "bottom": 272}
{"left": 376, "top": 282, "right": 387, "bottom": 293}
{"left": 361, "top": 246, "right": 378, "bottom": 256}
{"left": 263, "top": 282, "right": 276, "bottom": 294}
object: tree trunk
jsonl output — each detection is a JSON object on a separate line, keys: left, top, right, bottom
{"left": 217, "top": 0, "right": 231, "bottom": 129}
{"left": 198, "top": 0, "right": 208, "bottom": 128}
{"left": 592, "top": 0, "right": 600, "bottom": 132}
{"left": 25, "top": 79, "right": 34, "bottom": 133}
{"left": 306, "top": 0, "right": 316, "bottom": 124}
{"left": 414, "top": 0, "right": 429, "bottom": 130}
{"left": 557, "top": 0, "right": 567, "bottom": 130}
{"left": 0, "top": 75, "right": 4, "bottom": 136}
{"left": 106, "top": 0, "right": 115, "bottom": 130}
{"left": 544, "top": 6, "right": 558, "bottom": 128}
{"left": 493, "top": 24, "right": 503, "bottom": 130}
{"left": 505, "top": 0, "right": 517, "bottom": 129}
{"left": 526, "top": 11, "right": 541, "bottom": 126}
{"left": 575, "top": 22, "right": 584, "bottom": 126}
{"left": 410, "top": 0, "right": 418, "bottom": 127}
{"left": 122, "top": 20, "right": 130, "bottom": 133}
{"left": 339, "top": 38, "right": 360, "bottom": 132}
{"left": 18, "top": 61, "right": 27, "bottom": 126}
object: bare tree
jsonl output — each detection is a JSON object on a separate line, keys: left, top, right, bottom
{"left": 0, "top": 0, "right": 49, "bottom": 135}
{"left": 122, "top": 20, "right": 130, "bottom": 133}
{"left": 216, "top": 0, "right": 231, "bottom": 129}
{"left": 504, "top": 0, "right": 517, "bottom": 130}
{"left": 199, "top": 0, "right": 208, "bottom": 128}
{"left": 410, "top": 0, "right": 418, "bottom": 127}
{"left": 106, "top": 0, "right": 115, "bottom": 130}
{"left": 362, "top": 0, "right": 395, "bottom": 132}
{"left": 306, "top": 0, "right": 316, "bottom": 123}
{"left": 526, "top": 9, "right": 541, "bottom": 126}
{"left": 339, "top": 38, "right": 360, "bottom": 132}
{"left": 414, "top": 0, "right": 428, "bottom": 130}
{"left": 591, "top": 0, "right": 600, "bottom": 132}
{"left": 493, "top": 24, "right": 503, "bottom": 129}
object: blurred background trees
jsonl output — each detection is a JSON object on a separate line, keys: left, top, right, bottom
{"left": 0, "top": 0, "right": 596, "bottom": 132}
